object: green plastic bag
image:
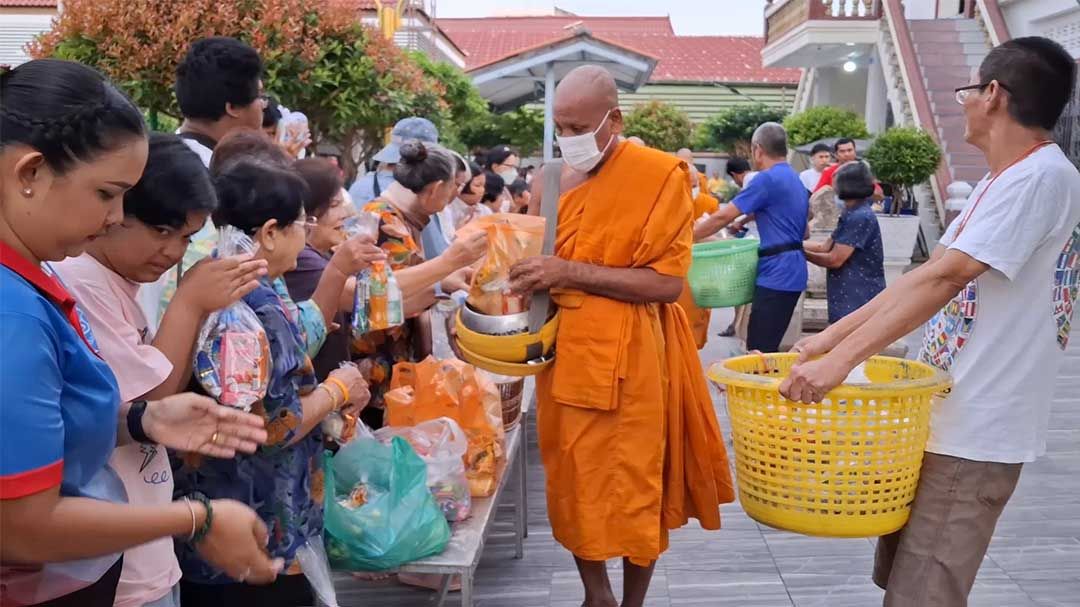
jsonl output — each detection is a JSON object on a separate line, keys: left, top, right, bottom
{"left": 323, "top": 436, "right": 451, "bottom": 571}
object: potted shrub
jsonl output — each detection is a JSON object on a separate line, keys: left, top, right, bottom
{"left": 864, "top": 127, "right": 943, "bottom": 283}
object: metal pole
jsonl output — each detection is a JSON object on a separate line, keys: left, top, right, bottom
{"left": 543, "top": 62, "right": 556, "bottom": 162}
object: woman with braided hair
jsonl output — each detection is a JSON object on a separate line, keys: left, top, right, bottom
{"left": 0, "top": 59, "right": 281, "bottom": 606}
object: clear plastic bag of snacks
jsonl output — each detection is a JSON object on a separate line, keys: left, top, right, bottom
{"left": 346, "top": 212, "right": 404, "bottom": 336}
{"left": 375, "top": 418, "right": 472, "bottom": 522}
{"left": 192, "top": 227, "right": 270, "bottom": 411}
{"left": 321, "top": 361, "right": 371, "bottom": 445}
{"left": 458, "top": 214, "right": 545, "bottom": 315}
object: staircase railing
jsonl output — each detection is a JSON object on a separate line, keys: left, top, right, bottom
{"left": 880, "top": 0, "right": 949, "bottom": 226}
{"left": 973, "top": 0, "right": 1011, "bottom": 46}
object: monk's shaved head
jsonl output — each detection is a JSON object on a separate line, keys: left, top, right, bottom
{"left": 676, "top": 148, "right": 694, "bottom": 163}
{"left": 627, "top": 136, "right": 646, "bottom": 146}
{"left": 552, "top": 65, "right": 625, "bottom": 171}
{"left": 556, "top": 65, "right": 619, "bottom": 110}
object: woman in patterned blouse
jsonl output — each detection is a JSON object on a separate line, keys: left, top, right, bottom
{"left": 174, "top": 160, "right": 374, "bottom": 606}
{"left": 353, "top": 141, "right": 488, "bottom": 428}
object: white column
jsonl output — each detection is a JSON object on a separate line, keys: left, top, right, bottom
{"left": 543, "top": 62, "right": 556, "bottom": 162}
{"left": 864, "top": 51, "right": 889, "bottom": 134}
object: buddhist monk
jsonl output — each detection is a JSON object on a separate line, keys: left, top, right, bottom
{"left": 677, "top": 163, "right": 722, "bottom": 349}
{"left": 625, "top": 135, "right": 646, "bottom": 146}
{"left": 510, "top": 66, "right": 734, "bottom": 607}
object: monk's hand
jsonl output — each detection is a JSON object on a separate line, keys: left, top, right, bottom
{"left": 779, "top": 354, "right": 850, "bottom": 404}
{"left": 509, "top": 256, "right": 568, "bottom": 294}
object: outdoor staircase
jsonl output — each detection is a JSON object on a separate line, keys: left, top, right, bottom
{"left": 908, "top": 18, "right": 992, "bottom": 186}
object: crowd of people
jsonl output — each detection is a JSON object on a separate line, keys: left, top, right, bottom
{"left": 1, "top": 27, "right": 1078, "bottom": 607}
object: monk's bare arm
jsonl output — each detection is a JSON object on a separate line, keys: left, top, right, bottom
{"left": 561, "top": 262, "right": 684, "bottom": 304}
{"left": 509, "top": 256, "right": 683, "bottom": 304}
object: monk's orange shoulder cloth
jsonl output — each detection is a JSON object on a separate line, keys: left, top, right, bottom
{"left": 537, "top": 141, "right": 734, "bottom": 566}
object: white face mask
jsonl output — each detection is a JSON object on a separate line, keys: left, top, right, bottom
{"left": 498, "top": 168, "right": 518, "bottom": 184}
{"left": 692, "top": 186, "right": 701, "bottom": 199}
{"left": 556, "top": 109, "right": 615, "bottom": 173}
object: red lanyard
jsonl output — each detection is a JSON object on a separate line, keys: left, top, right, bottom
{"left": 0, "top": 241, "right": 101, "bottom": 356}
{"left": 954, "top": 140, "right": 1055, "bottom": 238}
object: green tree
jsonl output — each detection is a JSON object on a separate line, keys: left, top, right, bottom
{"left": 623, "top": 101, "right": 693, "bottom": 152}
{"left": 32, "top": 0, "right": 489, "bottom": 181}
{"left": 410, "top": 51, "right": 490, "bottom": 152}
{"left": 694, "top": 104, "right": 788, "bottom": 156}
{"left": 783, "top": 106, "right": 870, "bottom": 146}
{"left": 458, "top": 107, "right": 545, "bottom": 159}
{"left": 864, "top": 127, "right": 942, "bottom": 213}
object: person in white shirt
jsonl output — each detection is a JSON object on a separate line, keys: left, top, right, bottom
{"left": 800, "top": 142, "right": 832, "bottom": 192}
{"left": 139, "top": 37, "right": 267, "bottom": 327}
{"left": 781, "top": 37, "right": 1080, "bottom": 607}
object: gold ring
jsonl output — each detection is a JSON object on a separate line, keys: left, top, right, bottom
{"left": 210, "top": 431, "right": 220, "bottom": 444}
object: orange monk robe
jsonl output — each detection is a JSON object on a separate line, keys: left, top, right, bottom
{"left": 537, "top": 141, "right": 735, "bottom": 566}
{"left": 677, "top": 188, "right": 721, "bottom": 349}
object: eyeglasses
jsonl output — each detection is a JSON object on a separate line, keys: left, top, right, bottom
{"left": 301, "top": 215, "right": 318, "bottom": 233}
{"left": 955, "top": 81, "right": 1011, "bottom": 105}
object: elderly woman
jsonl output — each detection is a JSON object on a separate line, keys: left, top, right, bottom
{"left": 353, "top": 141, "right": 488, "bottom": 428}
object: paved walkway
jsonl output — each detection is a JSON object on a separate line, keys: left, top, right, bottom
{"left": 336, "top": 310, "right": 1080, "bottom": 606}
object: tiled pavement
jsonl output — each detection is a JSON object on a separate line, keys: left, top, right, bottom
{"left": 335, "top": 310, "right": 1080, "bottom": 606}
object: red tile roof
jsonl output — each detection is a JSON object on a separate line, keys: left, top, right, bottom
{"left": 438, "top": 16, "right": 800, "bottom": 85}
{"left": 0, "top": 0, "right": 57, "bottom": 6}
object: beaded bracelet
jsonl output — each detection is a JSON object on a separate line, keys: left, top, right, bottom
{"left": 187, "top": 492, "right": 213, "bottom": 544}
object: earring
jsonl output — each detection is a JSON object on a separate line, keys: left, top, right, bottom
{"left": 22, "top": 188, "right": 32, "bottom": 196}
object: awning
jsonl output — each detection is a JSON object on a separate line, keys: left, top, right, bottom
{"left": 468, "top": 29, "right": 658, "bottom": 160}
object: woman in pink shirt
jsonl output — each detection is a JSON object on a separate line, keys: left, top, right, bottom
{"left": 53, "top": 134, "right": 269, "bottom": 607}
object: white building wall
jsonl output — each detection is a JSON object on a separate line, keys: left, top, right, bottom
{"left": 811, "top": 66, "right": 869, "bottom": 115}
{"left": 0, "top": 12, "right": 55, "bottom": 67}
{"left": 1001, "top": 0, "right": 1080, "bottom": 58}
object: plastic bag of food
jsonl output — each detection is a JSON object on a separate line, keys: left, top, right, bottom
{"left": 385, "top": 357, "right": 505, "bottom": 497}
{"left": 320, "top": 361, "right": 371, "bottom": 445}
{"left": 458, "top": 214, "right": 545, "bottom": 315}
{"left": 295, "top": 535, "right": 340, "bottom": 607}
{"left": 323, "top": 434, "right": 451, "bottom": 571}
{"left": 346, "top": 212, "right": 404, "bottom": 336}
{"left": 193, "top": 227, "right": 270, "bottom": 411}
{"left": 375, "top": 418, "right": 472, "bottom": 522}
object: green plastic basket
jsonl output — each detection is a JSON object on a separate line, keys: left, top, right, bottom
{"left": 687, "top": 238, "right": 759, "bottom": 308}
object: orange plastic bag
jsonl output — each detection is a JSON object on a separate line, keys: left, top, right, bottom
{"left": 457, "top": 214, "right": 545, "bottom": 315}
{"left": 385, "top": 357, "right": 505, "bottom": 497}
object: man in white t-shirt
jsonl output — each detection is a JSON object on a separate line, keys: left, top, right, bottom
{"left": 800, "top": 142, "right": 832, "bottom": 192}
{"left": 780, "top": 37, "right": 1080, "bottom": 606}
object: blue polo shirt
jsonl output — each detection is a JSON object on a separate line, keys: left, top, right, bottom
{"left": 732, "top": 162, "right": 809, "bottom": 292}
{"left": 0, "top": 246, "right": 125, "bottom": 602}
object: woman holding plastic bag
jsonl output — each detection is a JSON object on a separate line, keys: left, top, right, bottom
{"left": 174, "top": 160, "right": 372, "bottom": 606}
{"left": 0, "top": 60, "right": 279, "bottom": 606}
{"left": 351, "top": 142, "right": 488, "bottom": 429}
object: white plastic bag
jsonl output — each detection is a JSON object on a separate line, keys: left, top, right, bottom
{"left": 192, "top": 227, "right": 270, "bottom": 411}
{"left": 375, "top": 418, "right": 472, "bottom": 522}
{"left": 295, "top": 535, "right": 340, "bottom": 607}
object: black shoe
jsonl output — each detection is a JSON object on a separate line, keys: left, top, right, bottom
{"left": 719, "top": 325, "right": 736, "bottom": 337}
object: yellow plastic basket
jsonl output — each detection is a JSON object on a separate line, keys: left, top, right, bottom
{"left": 708, "top": 353, "right": 951, "bottom": 538}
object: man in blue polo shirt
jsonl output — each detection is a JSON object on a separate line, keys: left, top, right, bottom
{"left": 695, "top": 122, "right": 809, "bottom": 351}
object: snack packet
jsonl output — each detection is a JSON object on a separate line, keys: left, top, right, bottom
{"left": 193, "top": 227, "right": 270, "bottom": 411}
{"left": 346, "top": 212, "right": 404, "bottom": 336}
{"left": 459, "top": 214, "right": 545, "bottom": 315}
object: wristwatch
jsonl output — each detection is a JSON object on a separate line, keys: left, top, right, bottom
{"left": 127, "top": 400, "right": 153, "bottom": 444}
